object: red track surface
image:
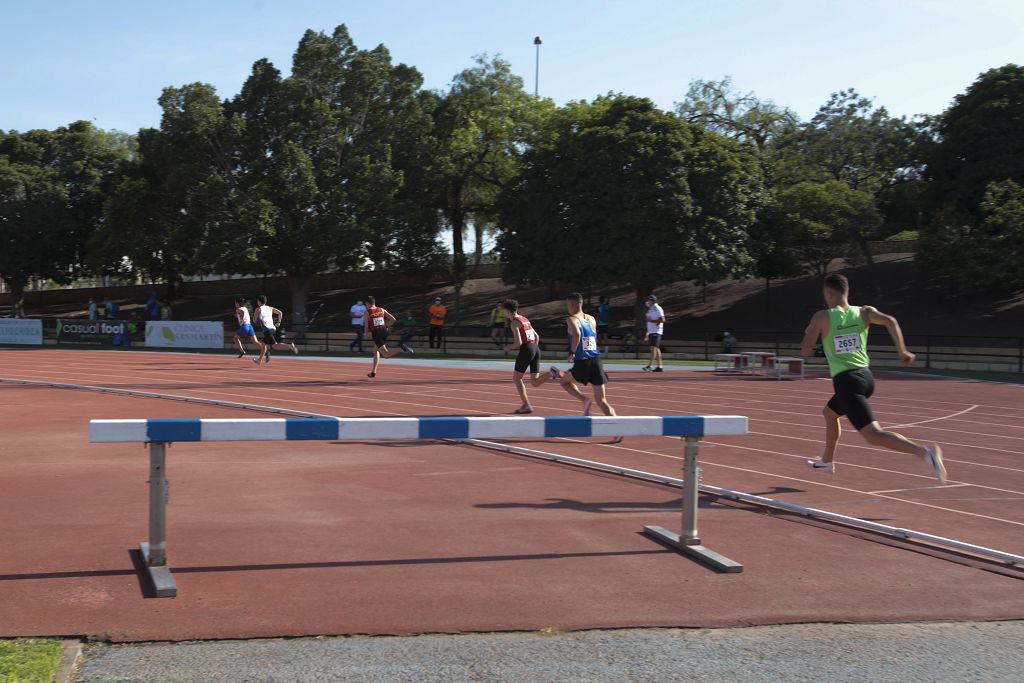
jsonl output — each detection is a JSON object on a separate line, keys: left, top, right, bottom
{"left": 0, "top": 349, "right": 1022, "bottom": 641}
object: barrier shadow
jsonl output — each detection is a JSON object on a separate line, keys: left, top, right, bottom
{"left": 476, "top": 496, "right": 720, "bottom": 513}
{"left": 0, "top": 548, "right": 675, "bottom": 600}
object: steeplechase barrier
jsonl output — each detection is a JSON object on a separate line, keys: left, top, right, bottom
{"left": 90, "top": 415, "right": 749, "bottom": 597}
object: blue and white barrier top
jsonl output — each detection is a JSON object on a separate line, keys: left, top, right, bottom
{"left": 90, "top": 416, "right": 747, "bottom": 443}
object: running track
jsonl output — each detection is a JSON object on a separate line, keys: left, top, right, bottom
{"left": 0, "top": 349, "right": 1021, "bottom": 641}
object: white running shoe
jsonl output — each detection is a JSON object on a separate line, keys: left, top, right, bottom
{"left": 924, "top": 444, "right": 947, "bottom": 484}
{"left": 806, "top": 459, "right": 836, "bottom": 474}
{"left": 641, "top": 366, "right": 652, "bottom": 372}
{"left": 549, "top": 366, "right": 563, "bottom": 381}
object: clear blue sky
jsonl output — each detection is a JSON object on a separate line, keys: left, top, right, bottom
{"left": 2, "top": 0, "right": 1022, "bottom": 133}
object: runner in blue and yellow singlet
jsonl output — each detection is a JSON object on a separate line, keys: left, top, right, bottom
{"left": 536, "top": 293, "right": 621, "bottom": 442}
{"left": 800, "top": 274, "right": 946, "bottom": 483}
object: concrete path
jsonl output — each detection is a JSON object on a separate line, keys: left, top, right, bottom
{"left": 76, "top": 620, "right": 1024, "bottom": 682}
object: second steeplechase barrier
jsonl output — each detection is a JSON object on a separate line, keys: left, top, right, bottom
{"left": 90, "top": 415, "right": 748, "bottom": 597}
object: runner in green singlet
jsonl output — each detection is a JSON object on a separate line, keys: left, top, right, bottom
{"left": 799, "top": 274, "right": 947, "bottom": 483}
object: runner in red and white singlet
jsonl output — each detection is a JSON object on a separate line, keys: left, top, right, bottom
{"left": 502, "top": 299, "right": 545, "bottom": 414}
{"left": 363, "top": 295, "right": 413, "bottom": 378}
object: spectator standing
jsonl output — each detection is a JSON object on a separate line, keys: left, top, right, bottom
{"left": 144, "top": 291, "right": 159, "bottom": 320}
{"left": 642, "top": 294, "right": 666, "bottom": 372}
{"left": 722, "top": 328, "right": 737, "bottom": 353}
{"left": 160, "top": 302, "right": 172, "bottom": 320}
{"left": 428, "top": 297, "right": 447, "bottom": 349}
{"left": 88, "top": 298, "right": 97, "bottom": 320}
{"left": 105, "top": 298, "right": 119, "bottom": 319}
{"left": 596, "top": 296, "right": 612, "bottom": 352}
{"left": 349, "top": 299, "right": 367, "bottom": 353}
{"left": 490, "top": 302, "right": 508, "bottom": 348}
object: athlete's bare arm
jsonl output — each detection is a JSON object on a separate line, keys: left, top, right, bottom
{"left": 800, "top": 310, "right": 828, "bottom": 356}
{"left": 862, "top": 306, "right": 915, "bottom": 365}
{"left": 271, "top": 306, "right": 284, "bottom": 326}
{"left": 379, "top": 308, "right": 397, "bottom": 327}
{"left": 505, "top": 318, "right": 523, "bottom": 352}
{"left": 566, "top": 315, "right": 582, "bottom": 362}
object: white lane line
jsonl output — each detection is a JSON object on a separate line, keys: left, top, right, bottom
{"left": 552, "top": 436, "right": 1024, "bottom": 527}
{"left": 870, "top": 484, "right": 971, "bottom": 494}
{"left": 884, "top": 404, "right": 979, "bottom": 429}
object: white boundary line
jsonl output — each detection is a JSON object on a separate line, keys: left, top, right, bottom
{"left": 4, "top": 372, "right": 1023, "bottom": 567}
{"left": 459, "top": 437, "right": 1024, "bottom": 567}
{"left": 885, "top": 405, "right": 980, "bottom": 429}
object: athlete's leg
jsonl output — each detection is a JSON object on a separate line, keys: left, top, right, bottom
{"left": 370, "top": 347, "right": 382, "bottom": 376}
{"left": 512, "top": 371, "right": 530, "bottom": 408}
{"left": 858, "top": 422, "right": 927, "bottom": 458}
{"left": 234, "top": 334, "right": 245, "bottom": 354}
{"left": 559, "top": 373, "right": 587, "bottom": 401}
{"left": 653, "top": 346, "right": 663, "bottom": 367}
{"left": 592, "top": 384, "right": 616, "bottom": 416}
{"left": 822, "top": 405, "right": 842, "bottom": 462}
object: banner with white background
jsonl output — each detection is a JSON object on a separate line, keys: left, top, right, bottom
{"left": 145, "top": 321, "right": 224, "bottom": 349}
{"left": 0, "top": 318, "right": 43, "bottom": 345}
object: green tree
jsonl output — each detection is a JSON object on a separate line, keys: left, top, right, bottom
{"left": 747, "top": 199, "right": 803, "bottom": 304}
{"left": 224, "top": 26, "right": 430, "bottom": 326}
{"left": 433, "top": 55, "right": 545, "bottom": 324}
{"left": 1, "top": 122, "right": 128, "bottom": 307}
{"left": 91, "top": 83, "right": 238, "bottom": 296}
{"left": 676, "top": 76, "right": 797, "bottom": 151}
{"left": 925, "top": 64, "right": 1024, "bottom": 214}
{"left": 499, "top": 95, "right": 763, "bottom": 308}
{"left": 773, "top": 89, "right": 918, "bottom": 275}
{"left": 778, "top": 180, "right": 881, "bottom": 280}
{"left": 918, "top": 65, "right": 1024, "bottom": 292}
{"left": 919, "top": 180, "right": 1024, "bottom": 291}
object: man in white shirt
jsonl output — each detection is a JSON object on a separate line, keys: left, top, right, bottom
{"left": 642, "top": 294, "right": 666, "bottom": 372}
{"left": 349, "top": 299, "right": 367, "bottom": 353}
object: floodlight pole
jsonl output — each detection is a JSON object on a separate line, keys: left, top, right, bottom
{"left": 533, "top": 36, "right": 542, "bottom": 97}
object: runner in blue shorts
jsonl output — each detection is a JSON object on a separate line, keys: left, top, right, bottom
{"left": 233, "top": 298, "right": 262, "bottom": 359}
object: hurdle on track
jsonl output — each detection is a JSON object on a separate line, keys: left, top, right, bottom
{"left": 90, "top": 415, "right": 749, "bottom": 597}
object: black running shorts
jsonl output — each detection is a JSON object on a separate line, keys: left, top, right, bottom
{"left": 371, "top": 329, "right": 389, "bottom": 349}
{"left": 513, "top": 344, "right": 540, "bottom": 374}
{"left": 262, "top": 329, "right": 278, "bottom": 345}
{"left": 827, "top": 367, "right": 876, "bottom": 430}
{"left": 569, "top": 357, "right": 608, "bottom": 386}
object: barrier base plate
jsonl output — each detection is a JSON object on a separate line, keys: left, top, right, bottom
{"left": 140, "top": 542, "right": 177, "bottom": 597}
{"left": 643, "top": 526, "right": 743, "bottom": 573}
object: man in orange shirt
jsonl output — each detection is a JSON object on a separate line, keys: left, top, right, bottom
{"left": 428, "top": 297, "right": 447, "bottom": 349}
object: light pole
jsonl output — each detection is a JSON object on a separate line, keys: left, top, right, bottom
{"left": 533, "top": 36, "right": 542, "bottom": 97}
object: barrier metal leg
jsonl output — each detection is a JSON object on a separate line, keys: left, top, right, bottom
{"left": 644, "top": 436, "right": 743, "bottom": 573}
{"left": 140, "top": 442, "right": 177, "bottom": 597}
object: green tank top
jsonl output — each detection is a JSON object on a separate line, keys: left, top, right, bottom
{"left": 822, "top": 306, "right": 870, "bottom": 377}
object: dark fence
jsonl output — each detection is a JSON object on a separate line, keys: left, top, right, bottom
{"left": 8, "top": 319, "right": 1023, "bottom": 373}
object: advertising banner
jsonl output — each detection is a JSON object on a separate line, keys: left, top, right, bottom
{"left": 56, "top": 319, "right": 128, "bottom": 345}
{"left": 145, "top": 321, "right": 224, "bottom": 349}
{"left": 0, "top": 318, "right": 43, "bottom": 345}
